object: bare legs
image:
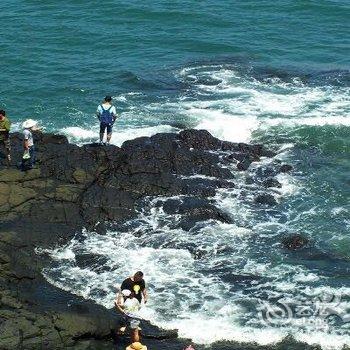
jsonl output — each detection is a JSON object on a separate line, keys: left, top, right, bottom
{"left": 131, "top": 328, "right": 140, "bottom": 343}
{"left": 99, "top": 132, "right": 112, "bottom": 145}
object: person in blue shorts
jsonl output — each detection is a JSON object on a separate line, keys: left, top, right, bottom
{"left": 96, "top": 96, "right": 117, "bottom": 145}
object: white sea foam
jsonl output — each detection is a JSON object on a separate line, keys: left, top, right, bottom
{"left": 293, "top": 272, "right": 320, "bottom": 283}
{"left": 331, "top": 206, "right": 349, "bottom": 216}
{"left": 276, "top": 173, "right": 300, "bottom": 197}
{"left": 160, "top": 316, "right": 287, "bottom": 345}
{"left": 60, "top": 65, "right": 349, "bottom": 150}
{"left": 61, "top": 126, "right": 96, "bottom": 141}
{"left": 261, "top": 115, "right": 350, "bottom": 128}
{"left": 61, "top": 124, "right": 177, "bottom": 147}
{"left": 173, "top": 65, "right": 350, "bottom": 143}
{"left": 193, "top": 109, "right": 259, "bottom": 143}
{"left": 43, "top": 230, "right": 350, "bottom": 349}
{"left": 40, "top": 65, "right": 350, "bottom": 350}
{"left": 41, "top": 192, "right": 350, "bottom": 349}
{"left": 296, "top": 332, "right": 350, "bottom": 350}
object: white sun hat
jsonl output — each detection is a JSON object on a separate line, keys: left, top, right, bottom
{"left": 22, "top": 119, "right": 38, "bottom": 129}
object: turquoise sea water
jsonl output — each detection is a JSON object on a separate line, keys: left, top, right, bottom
{"left": 1, "top": 0, "right": 349, "bottom": 128}
{"left": 1, "top": 1, "right": 350, "bottom": 348}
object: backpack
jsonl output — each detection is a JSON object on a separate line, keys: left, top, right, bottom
{"left": 99, "top": 105, "right": 114, "bottom": 124}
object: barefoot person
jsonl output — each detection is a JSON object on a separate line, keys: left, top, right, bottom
{"left": 96, "top": 96, "right": 117, "bottom": 145}
{"left": 120, "top": 271, "right": 148, "bottom": 305}
{"left": 115, "top": 289, "right": 142, "bottom": 342}
{"left": 0, "top": 110, "right": 11, "bottom": 166}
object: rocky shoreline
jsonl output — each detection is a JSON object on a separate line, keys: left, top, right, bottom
{"left": 0, "top": 129, "right": 325, "bottom": 349}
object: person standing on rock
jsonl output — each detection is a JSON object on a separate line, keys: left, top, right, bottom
{"left": 21, "top": 119, "right": 40, "bottom": 170}
{"left": 0, "top": 110, "right": 11, "bottom": 166}
{"left": 96, "top": 95, "right": 117, "bottom": 145}
{"left": 120, "top": 271, "right": 148, "bottom": 305}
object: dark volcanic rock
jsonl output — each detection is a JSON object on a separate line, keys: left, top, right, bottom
{"left": 176, "top": 207, "right": 233, "bottom": 231}
{"left": 254, "top": 193, "right": 278, "bottom": 206}
{"left": 0, "top": 129, "right": 282, "bottom": 349}
{"left": 262, "top": 177, "right": 282, "bottom": 188}
{"left": 237, "top": 156, "right": 254, "bottom": 171}
{"left": 279, "top": 164, "right": 293, "bottom": 173}
{"left": 163, "top": 197, "right": 212, "bottom": 214}
{"left": 162, "top": 196, "right": 233, "bottom": 231}
{"left": 179, "top": 129, "right": 222, "bottom": 150}
{"left": 75, "top": 253, "right": 110, "bottom": 272}
{"left": 282, "top": 234, "right": 309, "bottom": 250}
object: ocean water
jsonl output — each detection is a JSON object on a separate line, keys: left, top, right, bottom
{"left": 2, "top": 1, "right": 350, "bottom": 349}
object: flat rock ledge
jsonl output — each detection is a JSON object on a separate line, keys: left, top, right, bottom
{"left": 0, "top": 129, "right": 320, "bottom": 350}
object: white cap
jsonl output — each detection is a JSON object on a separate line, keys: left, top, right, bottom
{"left": 121, "top": 289, "right": 132, "bottom": 297}
{"left": 22, "top": 119, "right": 38, "bottom": 129}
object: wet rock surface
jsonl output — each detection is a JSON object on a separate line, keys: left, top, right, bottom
{"left": 282, "top": 234, "right": 309, "bottom": 250}
{"left": 254, "top": 193, "right": 278, "bottom": 206}
{"left": 0, "top": 129, "right": 305, "bottom": 349}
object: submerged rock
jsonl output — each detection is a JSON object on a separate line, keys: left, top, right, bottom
{"left": 162, "top": 197, "right": 211, "bottom": 214}
{"left": 176, "top": 207, "right": 233, "bottom": 231}
{"left": 262, "top": 177, "right": 282, "bottom": 188}
{"left": 254, "top": 193, "right": 278, "bottom": 206}
{"left": 237, "top": 156, "right": 254, "bottom": 171}
{"left": 279, "top": 164, "right": 293, "bottom": 173}
{"left": 282, "top": 234, "right": 309, "bottom": 250}
{"left": 162, "top": 196, "right": 233, "bottom": 230}
{"left": 74, "top": 253, "right": 110, "bottom": 272}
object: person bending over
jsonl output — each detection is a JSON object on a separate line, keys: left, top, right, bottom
{"left": 115, "top": 289, "right": 141, "bottom": 342}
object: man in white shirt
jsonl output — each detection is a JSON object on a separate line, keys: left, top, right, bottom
{"left": 96, "top": 96, "right": 117, "bottom": 145}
